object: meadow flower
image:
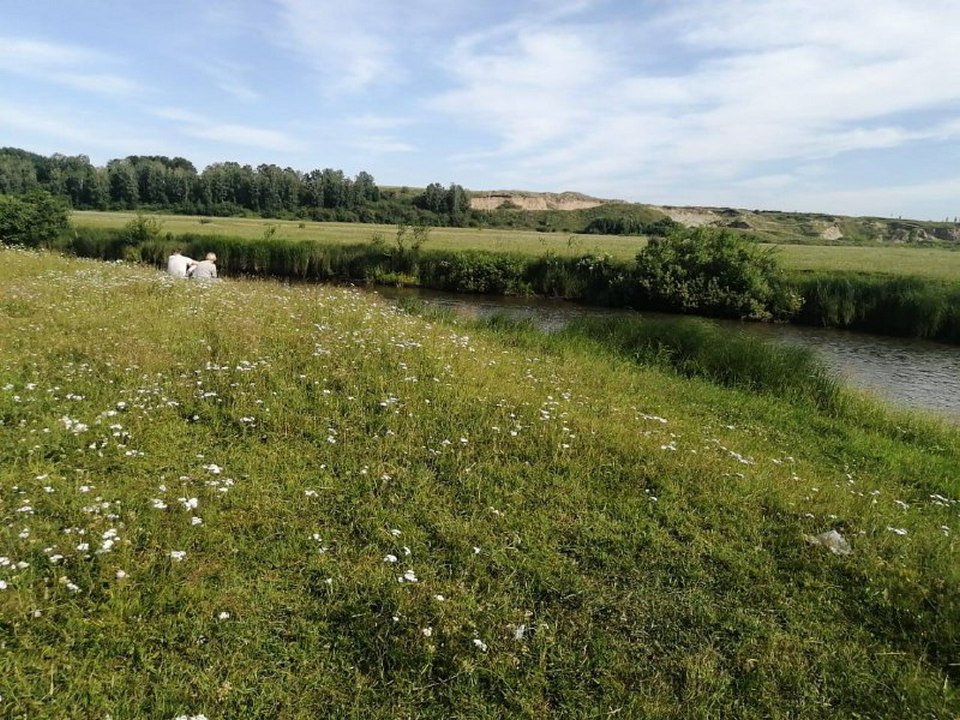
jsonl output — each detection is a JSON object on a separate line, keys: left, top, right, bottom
{"left": 218, "top": 611, "right": 231, "bottom": 620}
{"left": 886, "top": 527, "right": 908, "bottom": 536}
{"left": 422, "top": 627, "right": 433, "bottom": 637}
{"left": 383, "top": 554, "right": 398, "bottom": 563}
{"left": 169, "top": 550, "right": 187, "bottom": 562}
{"left": 472, "top": 638, "right": 488, "bottom": 652}
{"left": 116, "top": 569, "right": 127, "bottom": 579}
{"left": 191, "top": 516, "right": 203, "bottom": 526}
{"left": 398, "top": 569, "right": 418, "bottom": 583}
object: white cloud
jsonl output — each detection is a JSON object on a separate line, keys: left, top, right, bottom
{"left": 156, "top": 107, "right": 303, "bottom": 152}
{"left": 349, "top": 135, "right": 415, "bottom": 154}
{"left": 0, "top": 104, "right": 163, "bottom": 156}
{"left": 198, "top": 60, "right": 262, "bottom": 102}
{"left": 430, "top": 0, "right": 960, "bottom": 209}
{"left": 185, "top": 124, "right": 303, "bottom": 152}
{"left": 272, "top": 0, "right": 396, "bottom": 94}
{"left": 0, "top": 36, "right": 138, "bottom": 96}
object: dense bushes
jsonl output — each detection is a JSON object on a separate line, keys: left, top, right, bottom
{"left": 634, "top": 228, "right": 803, "bottom": 320}
{"left": 0, "top": 191, "right": 69, "bottom": 246}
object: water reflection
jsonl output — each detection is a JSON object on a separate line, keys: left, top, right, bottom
{"left": 373, "top": 286, "right": 960, "bottom": 420}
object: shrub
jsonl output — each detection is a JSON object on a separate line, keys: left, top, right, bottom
{"left": 120, "top": 212, "right": 163, "bottom": 246}
{"left": 634, "top": 227, "right": 802, "bottom": 320}
{"left": 0, "top": 190, "right": 69, "bottom": 246}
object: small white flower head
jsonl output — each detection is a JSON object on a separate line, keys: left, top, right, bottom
{"left": 383, "top": 554, "right": 398, "bottom": 563}
{"left": 169, "top": 550, "right": 187, "bottom": 562}
{"left": 390, "top": 528, "right": 402, "bottom": 537}
{"left": 218, "top": 611, "right": 231, "bottom": 620}
{"left": 421, "top": 627, "right": 433, "bottom": 637}
{"left": 0, "top": 580, "right": 7, "bottom": 590}
{"left": 398, "top": 569, "right": 418, "bottom": 583}
{"left": 472, "top": 638, "right": 488, "bottom": 652}
{"left": 433, "top": 594, "right": 446, "bottom": 602}
{"left": 190, "top": 516, "right": 203, "bottom": 526}
{"left": 115, "top": 569, "right": 127, "bottom": 579}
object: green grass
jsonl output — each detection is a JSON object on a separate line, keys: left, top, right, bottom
{"left": 777, "top": 244, "right": 960, "bottom": 282}
{"left": 1, "top": 248, "right": 958, "bottom": 718}
{"left": 73, "top": 210, "right": 960, "bottom": 282}
{"left": 72, "top": 210, "right": 644, "bottom": 259}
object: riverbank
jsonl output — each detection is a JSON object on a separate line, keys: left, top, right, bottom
{"left": 58, "top": 224, "right": 960, "bottom": 344}
{"left": 1, "top": 248, "right": 958, "bottom": 717}
{"left": 374, "top": 285, "right": 960, "bottom": 420}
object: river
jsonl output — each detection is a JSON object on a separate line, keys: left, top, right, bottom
{"left": 372, "top": 286, "right": 960, "bottom": 421}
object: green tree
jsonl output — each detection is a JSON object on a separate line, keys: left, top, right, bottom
{"left": 0, "top": 190, "right": 70, "bottom": 246}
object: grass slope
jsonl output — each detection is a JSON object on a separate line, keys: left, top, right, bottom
{"left": 1, "top": 249, "right": 958, "bottom": 718}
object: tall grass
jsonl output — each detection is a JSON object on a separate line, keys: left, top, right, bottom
{"left": 792, "top": 272, "right": 960, "bottom": 343}
{"left": 560, "top": 316, "right": 842, "bottom": 409}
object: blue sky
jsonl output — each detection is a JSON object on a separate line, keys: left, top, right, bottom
{"left": 2, "top": 0, "right": 960, "bottom": 219}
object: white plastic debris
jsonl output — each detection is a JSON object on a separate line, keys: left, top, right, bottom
{"left": 804, "top": 529, "right": 852, "bottom": 555}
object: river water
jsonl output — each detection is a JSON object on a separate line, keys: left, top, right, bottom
{"left": 372, "top": 286, "right": 960, "bottom": 421}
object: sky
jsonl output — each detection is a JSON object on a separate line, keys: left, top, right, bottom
{"left": 2, "top": 0, "right": 960, "bottom": 220}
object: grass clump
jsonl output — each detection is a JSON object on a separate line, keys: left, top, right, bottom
{"left": 561, "top": 316, "right": 841, "bottom": 409}
{"left": 1, "top": 248, "right": 958, "bottom": 718}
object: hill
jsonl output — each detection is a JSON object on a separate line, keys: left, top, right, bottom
{"left": 467, "top": 189, "right": 960, "bottom": 246}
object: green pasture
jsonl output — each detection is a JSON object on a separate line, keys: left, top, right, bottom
{"left": 73, "top": 210, "right": 960, "bottom": 281}
{"left": 72, "top": 210, "right": 643, "bottom": 259}
{"left": 1, "top": 248, "right": 958, "bottom": 718}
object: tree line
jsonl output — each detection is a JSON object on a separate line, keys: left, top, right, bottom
{"left": 0, "top": 146, "right": 676, "bottom": 235}
{"left": 0, "top": 147, "right": 471, "bottom": 226}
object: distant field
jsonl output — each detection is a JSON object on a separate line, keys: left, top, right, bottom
{"left": 73, "top": 211, "right": 960, "bottom": 281}
{"left": 72, "top": 211, "right": 644, "bottom": 259}
{"left": 773, "top": 244, "right": 960, "bottom": 281}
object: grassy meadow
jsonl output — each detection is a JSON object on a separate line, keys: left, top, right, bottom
{"left": 1, "top": 248, "right": 959, "bottom": 718}
{"left": 72, "top": 210, "right": 960, "bottom": 281}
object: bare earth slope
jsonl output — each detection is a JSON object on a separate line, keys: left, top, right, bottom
{"left": 468, "top": 190, "right": 960, "bottom": 245}
{"left": 470, "top": 191, "right": 618, "bottom": 211}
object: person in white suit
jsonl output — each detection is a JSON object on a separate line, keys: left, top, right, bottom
{"left": 166, "top": 249, "right": 195, "bottom": 278}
